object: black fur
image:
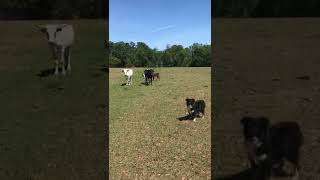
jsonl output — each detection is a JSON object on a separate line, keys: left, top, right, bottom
{"left": 144, "top": 69, "right": 154, "bottom": 85}
{"left": 240, "top": 116, "right": 303, "bottom": 179}
{"left": 185, "top": 98, "right": 206, "bottom": 119}
{"left": 241, "top": 117, "right": 270, "bottom": 170}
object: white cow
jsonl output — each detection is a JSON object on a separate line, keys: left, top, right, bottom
{"left": 39, "top": 24, "right": 74, "bottom": 76}
{"left": 122, "top": 68, "right": 133, "bottom": 85}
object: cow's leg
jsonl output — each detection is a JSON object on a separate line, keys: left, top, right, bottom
{"left": 54, "top": 59, "right": 59, "bottom": 75}
{"left": 291, "top": 168, "right": 299, "bottom": 180}
{"left": 67, "top": 47, "right": 72, "bottom": 72}
{"left": 61, "top": 47, "right": 66, "bottom": 75}
{"left": 53, "top": 46, "right": 59, "bottom": 75}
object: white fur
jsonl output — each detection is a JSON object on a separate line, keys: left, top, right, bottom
{"left": 122, "top": 68, "right": 133, "bottom": 85}
{"left": 39, "top": 24, "right": 74, "bottom": 76}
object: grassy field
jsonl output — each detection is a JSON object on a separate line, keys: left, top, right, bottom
{"left": 0, "top": 20, "right": 107, "bottom": 179}
{"left": 213, "top": 18, "right": 320, "bottom": 179}
{"left": 109, "top": 67, "right": 211, "bottom": 179}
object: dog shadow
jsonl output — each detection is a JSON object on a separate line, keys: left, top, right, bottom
{"left": 215, "top": 168, "right": 254, "bottom": 180}
{"left": 37, "top": 68, "right": 56, "bottom": 77}
{"left": 177, "top": 114, "right": 194, "bottom": 121}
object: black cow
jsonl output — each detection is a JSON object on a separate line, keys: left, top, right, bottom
{"left": 143, "top": 69, "right": 154, "bottom": 85}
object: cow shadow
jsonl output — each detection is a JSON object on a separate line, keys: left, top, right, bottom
{"left": 177, "top": 114, "right": 194, "bottom": 121}
{"left": 141, "top": 82, "right": 150, "bottom": 86}
{"left": 37, "top": 68, "right": 55, "bottom": 77}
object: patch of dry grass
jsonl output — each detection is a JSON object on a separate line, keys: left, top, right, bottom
{"left": 0, "top": 20, "right": 107, "bottom": 180}
{"left": 109, "top": 67, "right": 211, "bottom": 179}
{"left": 213, "top": 18, "right": 320, "bottom": 180}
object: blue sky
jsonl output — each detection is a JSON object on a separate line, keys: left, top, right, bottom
{"left": 110, "top": 0, "right": 211, "bottom": 50}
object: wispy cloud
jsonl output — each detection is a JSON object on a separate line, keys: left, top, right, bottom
{"left": 151, "top": 25, "right": 176, "bottom": 33}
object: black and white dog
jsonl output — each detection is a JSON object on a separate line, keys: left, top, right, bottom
{"left": 240, "top": 116, "right": 303, "bottom": 180}
{"left": 186, "top": 98, "right": 206, "bottom": 121}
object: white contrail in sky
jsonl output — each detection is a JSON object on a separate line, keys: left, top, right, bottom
{"left": 151, "top": 25, "right": 176, "bottom": 33}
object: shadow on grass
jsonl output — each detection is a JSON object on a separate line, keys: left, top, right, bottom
{"left": 37, "top": 68, "right": 55, "bottom": 77}
{"left": 140, "top": 82, "right": 150, "bottom": 86}
{"left": 45, "top": 82, "right": 64, "bottom": 92}
{"left": 296, "top": 75, "right": 310, "bottom": 80}
{"left": 177, "top": 114, "right": 194, "bottom": 121}
{"left": 121, "top": 83, "right": 127, "bottom": 86}
{"left": 215, "top": 168, "right": 253, "bottom": 180}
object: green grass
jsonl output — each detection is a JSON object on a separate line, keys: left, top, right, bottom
{"left": 0, "top": 20, "right": 107, "bottom": 180}
{"left": 109, "top": 67, "right": 211, "bottom": 179}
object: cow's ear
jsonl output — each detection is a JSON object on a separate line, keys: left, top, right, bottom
{"left": 38, "top": 25, "right": 46, "bottom": 33}
{"left": 40, "top": 28, "right": 46, "bottom": 33}
{"left": 186, "top": 98, "right": 189, "bottom": 101}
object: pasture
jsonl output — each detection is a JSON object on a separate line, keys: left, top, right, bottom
{"left": 0, "top": 20, "right": 107, "bottom": 179}
{"left": 109, "top": 67, "right": 211, "bottom": 179}
{"left": 213, "top": 18, "right": 320, "bottom": 179}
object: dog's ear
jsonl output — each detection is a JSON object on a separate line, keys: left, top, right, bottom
{"left": 240, "top": 116, "right": 252, "bottom": 126}
{"left": 258, "top": 117, "right": 270, "bottom": 128}
{"left": 186, "top": 98, "right": 189, "bottom": 102}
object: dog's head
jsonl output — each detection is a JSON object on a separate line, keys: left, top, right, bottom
{"left": 186, "top": 98, "right": 195, "bottom": 112}
{"left": 240, "top": 116, "right": 270, "bottom": 147}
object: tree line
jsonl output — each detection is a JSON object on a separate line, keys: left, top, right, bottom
{"left": 107, "top": 41, "right": 211, "bottom": 67}
{"left": 213, "top": 0, "right": 320, "bottom": 17}
{"left": 0, "top": 0, "right": 107, "bottom": 20}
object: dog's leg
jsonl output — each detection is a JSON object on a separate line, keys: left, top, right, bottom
{"left": 199, "top": 112, "right": 205, "bottom": 119}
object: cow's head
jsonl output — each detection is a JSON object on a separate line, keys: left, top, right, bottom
{"left": 38, "top": 24, "right": 68, "bottom": 43}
